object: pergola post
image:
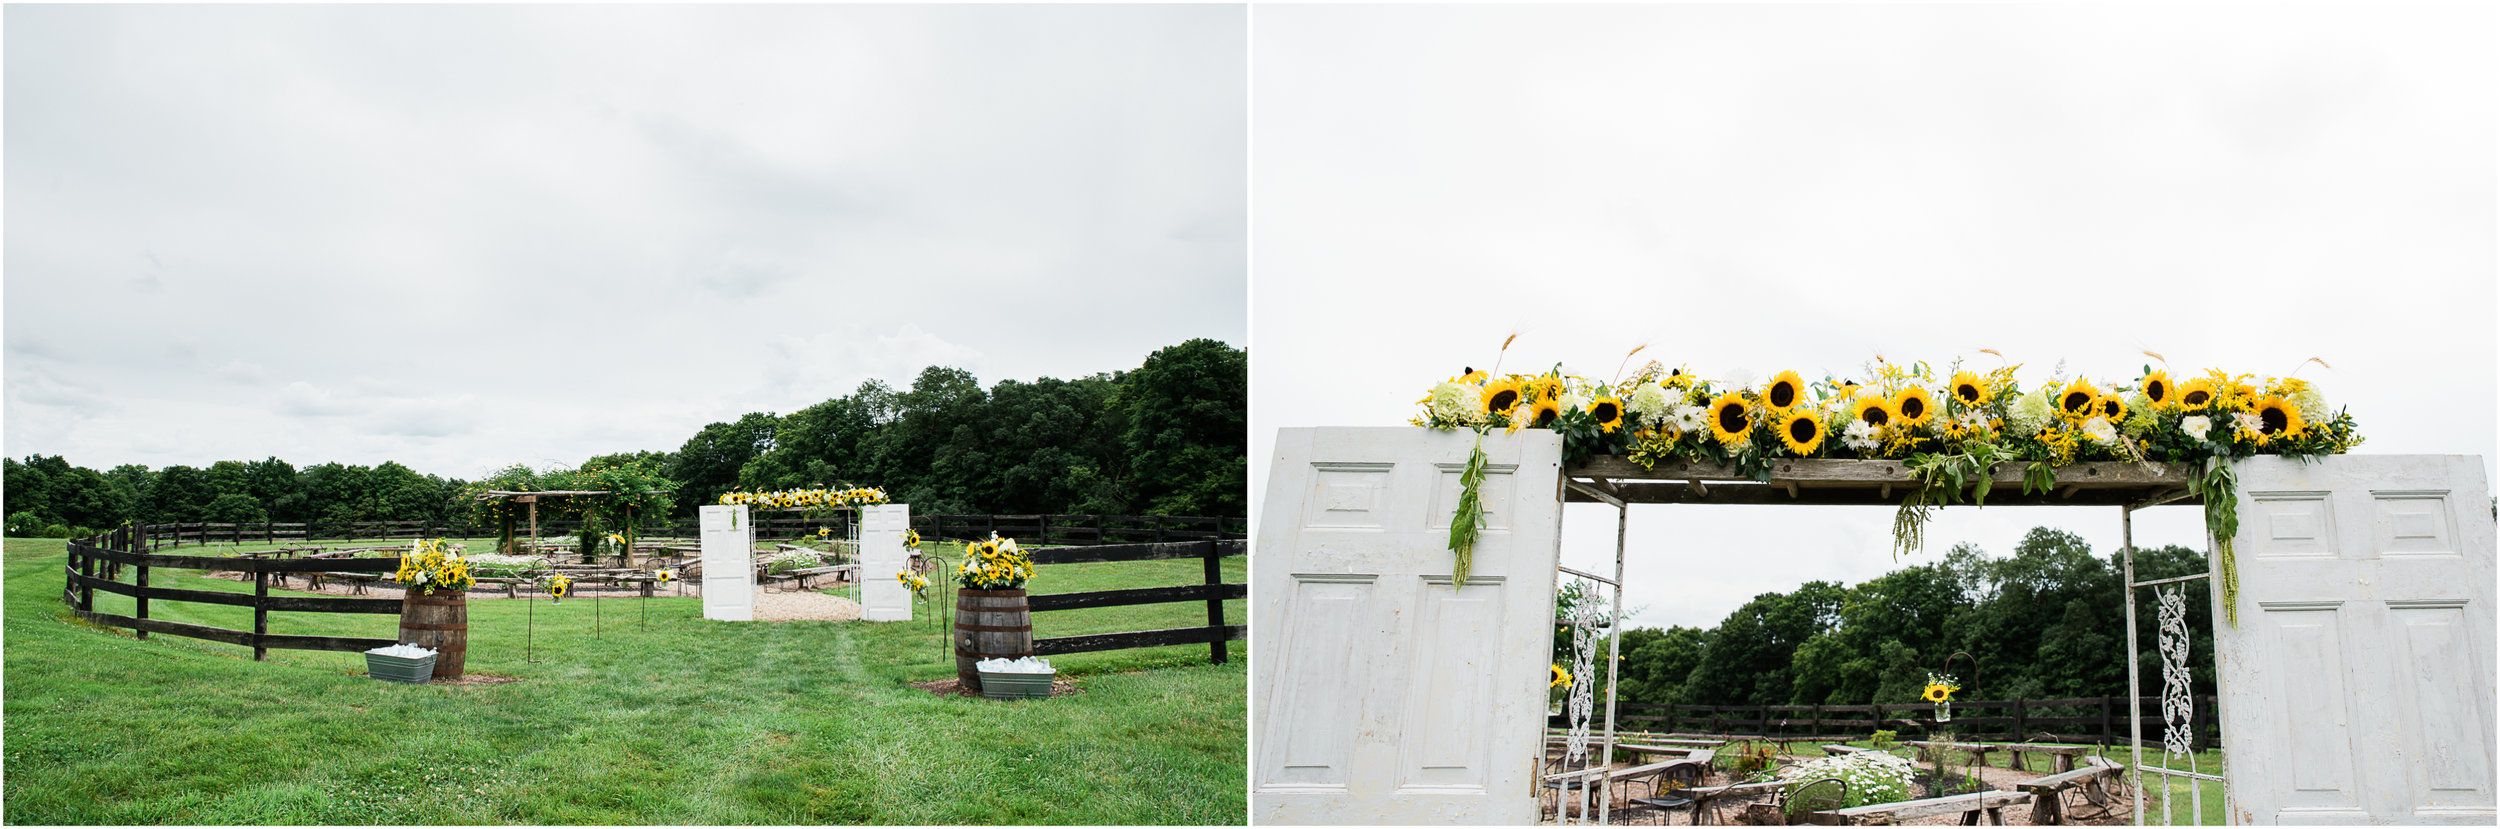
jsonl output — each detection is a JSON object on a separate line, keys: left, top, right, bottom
{"left": 2122, "top": 504, "right": 2144, "bottom": 825}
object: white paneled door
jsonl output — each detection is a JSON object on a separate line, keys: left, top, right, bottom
{"left": 700, "top": 504, "right": 755, "bottom": 622}
{"left": 860, "top": 504, "right": 913, "bottom": 622}
{"left": 1253, "top": 427, "right": 1564, "bottom": 824}
{"left": 2216, "top": 455, "right": 2496, "bottom": 824}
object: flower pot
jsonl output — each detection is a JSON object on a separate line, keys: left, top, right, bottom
{"left": 977, "top": 668, "right": 1054, "bottom": 700}
{"left": 367, "top": 651, "right": 437, "bottom": 684}
{"left": 954, "top": 588, "right": 1033, "bottom": 692}
{"left": 399, "top": 588, "right": 468, "bottom": 678}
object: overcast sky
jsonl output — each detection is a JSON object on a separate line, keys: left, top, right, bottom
{"left": 6, "top": 4, "right": 1245, "bottom": 479}
{"left": 1251, "top": 4, "right": 2497, "bottom": 629}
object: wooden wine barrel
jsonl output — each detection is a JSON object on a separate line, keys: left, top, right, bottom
{"left": 954, "top": 588, "right": 1033, "bottom": 691}
{"left": 399, "top": 588, "right": 469, "bottom": 678}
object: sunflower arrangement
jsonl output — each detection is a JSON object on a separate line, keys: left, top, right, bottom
{"left": 717, "top": 486, "right": 890, "bottom": 510}
{"left": 1923, "top": 672, "right": 1961, "bottom": 722}
{"left": 956, "top": 533, "right": 1035, "bottom": 591}
{"left": 900, "top": 528, "right": 922, "bottom": 550}
{"left": 654, "top": 568, "right": 676, "bottom": 585}
{"left": 1549, "top": 663, "right": 1573, "bottom": 689}
{"left": 394, "top": 538, "right": 474, "bottom": 593}
{"left": 896, "top": 570, "right": 931, "bottom": 599}
{"left": 542, "top": 573, "right": 572, "bottom": 604}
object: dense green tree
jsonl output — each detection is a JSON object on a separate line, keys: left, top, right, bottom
{"left": 151, "top": 465, "right": 217, "bottom": 524}
{"left": 671, "top": 412, "right": 783, "bottom": 518}
{"left": 1122, "top": 339, "right": 1247, "bottom": 517}
{"left": 202, "top": 493, "right": 269, "bottom": 523}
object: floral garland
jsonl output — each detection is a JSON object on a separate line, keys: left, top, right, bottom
{"left": 718, "top": 486, "right": 890, "bottom": 510}
{"left": 394, "top": 538, "right": 474, "bottom": 593}
{"left": 1414, "top": 351, "right": 2364, "bottom": 624}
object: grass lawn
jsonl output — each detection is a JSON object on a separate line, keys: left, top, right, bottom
{"left": 4, "top": 537, "right": 1246, "bottom": 825}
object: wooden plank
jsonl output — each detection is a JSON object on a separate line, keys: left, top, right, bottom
{"left": 1571, "top": 456, "right": 2192, "bottom": 485}
{"left": 258, "top": 633, "right": 399, "bottom": 653}
{"left": 72, "top": 610, "right": 258, "bottom": 647}
{"left": 1565, "top": 483, "right": 2192, "bottom": 507}
{"left": 262, "top": 595, "right": 404, "bottom": 614}
{"left": 1822, "top": 791, "right": 2029, "bottom": 821}
{"left": 1033, "top": 624, "right": 1247, "bottom": 655}
{"left": 68, "top": 571, "right": 259, "bottom": 608}
{"left": 1027, "top": 583, "right": 1246, "bottom": 612}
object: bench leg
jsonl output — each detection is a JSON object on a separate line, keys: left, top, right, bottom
{"left": 1986, "top": 806, "right": 2004, "bottom": 825}
{"left": 2029, "top": 791, "right": 2063, "bottom": 826}
{"left": 1960, "top": 811, "right": 1980, "bottom": 826}
{"left": 2054, "top": 754, "right": 2074, "bottom": 774}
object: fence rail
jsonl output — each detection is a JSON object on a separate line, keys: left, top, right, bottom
{"left": 140, "top": 513, "right": 1248, "bottom": 547}
{"left": 1603, "top": 696, "right": 2221, "bottom": 749}
{"left": 62, "top": 525, "right": 405, "bottom": 660}
{"left": 1023, "top": 540, "right": 1247, "bottom": 664}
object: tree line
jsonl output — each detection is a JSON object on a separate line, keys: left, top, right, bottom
{"left": 3, "top": 338, "right": 1246, "bottom": 537}
{"left": 1601, "top": 527, "right": 2216, "bottom": 708}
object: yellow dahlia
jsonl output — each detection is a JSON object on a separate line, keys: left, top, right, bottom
{"left": 1777, "top": 410, "right": 1825, "bottom": 455}
{"left": 1707, "top": 393, "right": 1751, "bottom": 447}
{"left": 1763, "top": 370, "right": 1807, "bottom": 413}
{"left": 1893, "top": 386, "right": 1935, "bottom": 426}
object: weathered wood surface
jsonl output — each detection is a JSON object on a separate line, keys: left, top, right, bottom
{"left": 74, "top": 545, "right": 401, "bottom": 573}
{"left": 1820, "top": 790, "right": 2029, "bottom": 824}
{"left": 1023, "top": 539, "right": 1245, "bottom": 565}
{"left": 2018, "top": 758, "right": 2123, "bottom": 825}
{"left": 955, "top": 590, "right": 1035, "bottom": 691}
{"left": 1571, "top": 457, "right": 2192, "bottom": 485}
{"left": 1563, "top": 457, "right": 2199, "bottom": 507}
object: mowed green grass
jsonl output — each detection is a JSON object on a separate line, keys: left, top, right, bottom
{"left": 3, "top": 537, "right": 1246, "bottom": 825}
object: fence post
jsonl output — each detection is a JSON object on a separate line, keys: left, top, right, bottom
{"left": 252, "top": 568, "right": 269, "bottom": 661}
{"left": 1154, "top": 516, "right": 1168, "bottom": 543}
{"left": 1202, "top": 541, "right": 1228, "bottom": 665}
{"left": 2011, "top": 697, "right": 2026, "bottom": 743}
{"left": 1037, "top": 515, "right": 1050, "bottom": 546}
{"left": 2099, "top": 696, "right": 2113, "bottom": 746}
{"left": 1811, "top": 704, "right": 1822, "bottom": 741}
{"left": 134, "top": 528, "right": 150, "bottom": 640}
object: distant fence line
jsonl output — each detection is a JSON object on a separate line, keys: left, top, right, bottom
{"left": 1593, "top": 696, "right": 2221, "bottom": 750}
{"left": 145, "top": 513, "right": 1249, "bottom": 547}
{"left": 63, "top": 524, "right": 402, "bottom": 660}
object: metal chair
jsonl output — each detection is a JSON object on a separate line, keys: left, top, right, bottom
{"left": 1779, "top": 776, "right": 1850, "bottom": 824}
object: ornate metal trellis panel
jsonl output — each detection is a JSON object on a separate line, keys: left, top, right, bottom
{"left": 2122, "top": 504, "right": 2224, "bottom": 827}
{"left": 1552, "top": 571, "right": 1622, "bottom": 826}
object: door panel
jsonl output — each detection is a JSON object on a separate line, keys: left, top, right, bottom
{"left": 860, "top": 504, "right": 912, "bottom": 621}
{"left": 701, "top": 505, "right": 754, "bottom": 621}
{"left": 1254, "top": 427, "right": 1563, "bottom": 824}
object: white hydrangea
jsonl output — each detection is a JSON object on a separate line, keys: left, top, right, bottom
{"left": 1627, "top": 384, "right": 1671, "bottom": 426}
{"left": 1561, "top": 391, "right": 1591, "bottom": 415}
{"left": 2180, "top": 415, "right": 2212, "bottom": 441}
{"left": 2290, "top": 386, "right": 2329, "bottom": 424}
{"left": 2008, "top": 390, "right": 2055, "bottom": 435}
{"left": 1428, "top": 381, "right": 1479, "bottom": 422}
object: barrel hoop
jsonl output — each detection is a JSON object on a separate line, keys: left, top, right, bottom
{"left": 955, "top": 647, "right": 1038, "bottom": 659}
{"left": 398, "top": 622, "right": 468, "bottom": 631}
{"left": 952, "top": 622, "right": 1032, "bottom": 633}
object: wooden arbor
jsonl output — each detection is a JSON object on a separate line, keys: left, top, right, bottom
{"left": 1557, "top": 456, "right": 2203, "bottom": 826}
{"left": 474, "top": 490, "right": 611, "bottom": 560}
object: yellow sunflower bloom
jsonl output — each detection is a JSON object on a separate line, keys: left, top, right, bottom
{"left": 2141, "top": 370, "right": 2174, "bottom": 408}
{"left": 1893, "top": 386, "right": 1935, "bottom": 426}
{"left": 2095, "top": 394, "right": 2128, "bottom": 426}
{"left": 1850, "top": 395, "right": 1896, "bottom": 429}
{"left": 1763, "top": 371, "right": 1807, "bottom": 413}
{"left": 1922, "top": 683, "right": 1955, "bottom": 703}
{"left": 1550, "top": 664, "right": 1572, "bottom": 689}
{"left": 1777, "top": 410, "right": 1825, "bottom": 455}
{"left": 2176, "top": 378, "right": 2215, "bottom": 409}
{"left": 1517, "top": 398, "right": 1564, "bottom": 431}
{"left": 2252, "top": 396, "right": 2305, "bottom": 443}
{"left": 2059, "top": 379, "right": 2100, "bottom": 418}
{"left": 1949, "top": 371, "right": 1988, "bottom": 407}
{"left": 1707, "top": 393, "right": 1751, "bottom": 447}
{"left": 1481, "top": 377, "right": 1528, "bottom": 416}
{"left": 1588, "top": 395, "right": 1626, "bottom": 433}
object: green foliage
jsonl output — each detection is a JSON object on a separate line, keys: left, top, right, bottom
{"left": 5, "top": 510, "right": 45, "bottom": 538}
{"left": 201, "top": 493, "right": 268, "bottom": 524}
{"left": 1892, "top": 442, "right": 2016, "bottom": 559}
{"left": 1869, "top": 729, "right": 1897, "bottom": 749}
{"left": 1724, "top": 740, "right": 1780, "bottom": 777}
{"left": 1449, "top": 429, "right": 1489, "bottom": 587}
{"left": 1120, "top": 338, "right": 1248, "bottom": 517}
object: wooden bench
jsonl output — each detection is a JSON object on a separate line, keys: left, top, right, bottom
{"left": 1904, "top": 740, "right": 2093, "bottom": 773}
{"left": 2015, "top": 756, "right": 2122, "bottom": 825}
{"left": 1544, "top": 750, "right": 1716, "bottom": 814}
{"left": 1816, "top": 790, "right": 2029, "bottom": 825}
{"left": 1673, "top": 780, "right": 1788, "bottom": 825}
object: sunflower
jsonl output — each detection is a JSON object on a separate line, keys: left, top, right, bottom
{"left": 2059, "top": 379, "right": 2100, "bottom": 418}
{"left": 655, "top": 569, "right": 676, "bottom": 584}
{"left": 1777, "top": 410, "right": 1825, "bottom": 455}
{"left": 2175, "top": 378, "right": 2215, "bottom": 409}
{"left": 2140, "top": 370, "right": 2174, "bottom": 408}
{"left": 1481, "top": 377, "right": 1528, "bottom": 416}
{"left": 2095, "top": 394, "right": 2128, "bottom": 425}
{"left": 1588, "top": 395, "right": 1627, "bottom": 433}
{"left": 1763, "top": 371, "right": 1807, "bottom": 412}
{"left": 1707, "top": 393, "right": 1752, "bottom": 446}
{"left": 1949, "top": 371, "right": 1988, "bottom": 406}
{"left": 1550, "top": 664, "right": 1572, "bottom": 689}
{"left": 1894, "top": 386, "right": 1935, "bottom": 426}
{"left": 1523, "top": 398, "right": 1563, "bottom": 429}
{"left": 1850, "top": 395, "right": 1895, "bottom": 429}
{"left": 1922, "top": 682, "right": 1956, "bottom": 703}
{"left": 2251, "top": 396, "right": 2306, "bottom": 442}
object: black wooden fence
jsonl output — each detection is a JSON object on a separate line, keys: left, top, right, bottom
{"left": 61, "top": 525, "right": 403, "bottom": 660}
{"left": 1022, "top": 540, "right": 1248, "bottom": 664}
{"left": 145, "top": 513, "right": 1248, "bottom": 547}
{"left": 1605, "top": 696, "right": 2222, "bottom": 749}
